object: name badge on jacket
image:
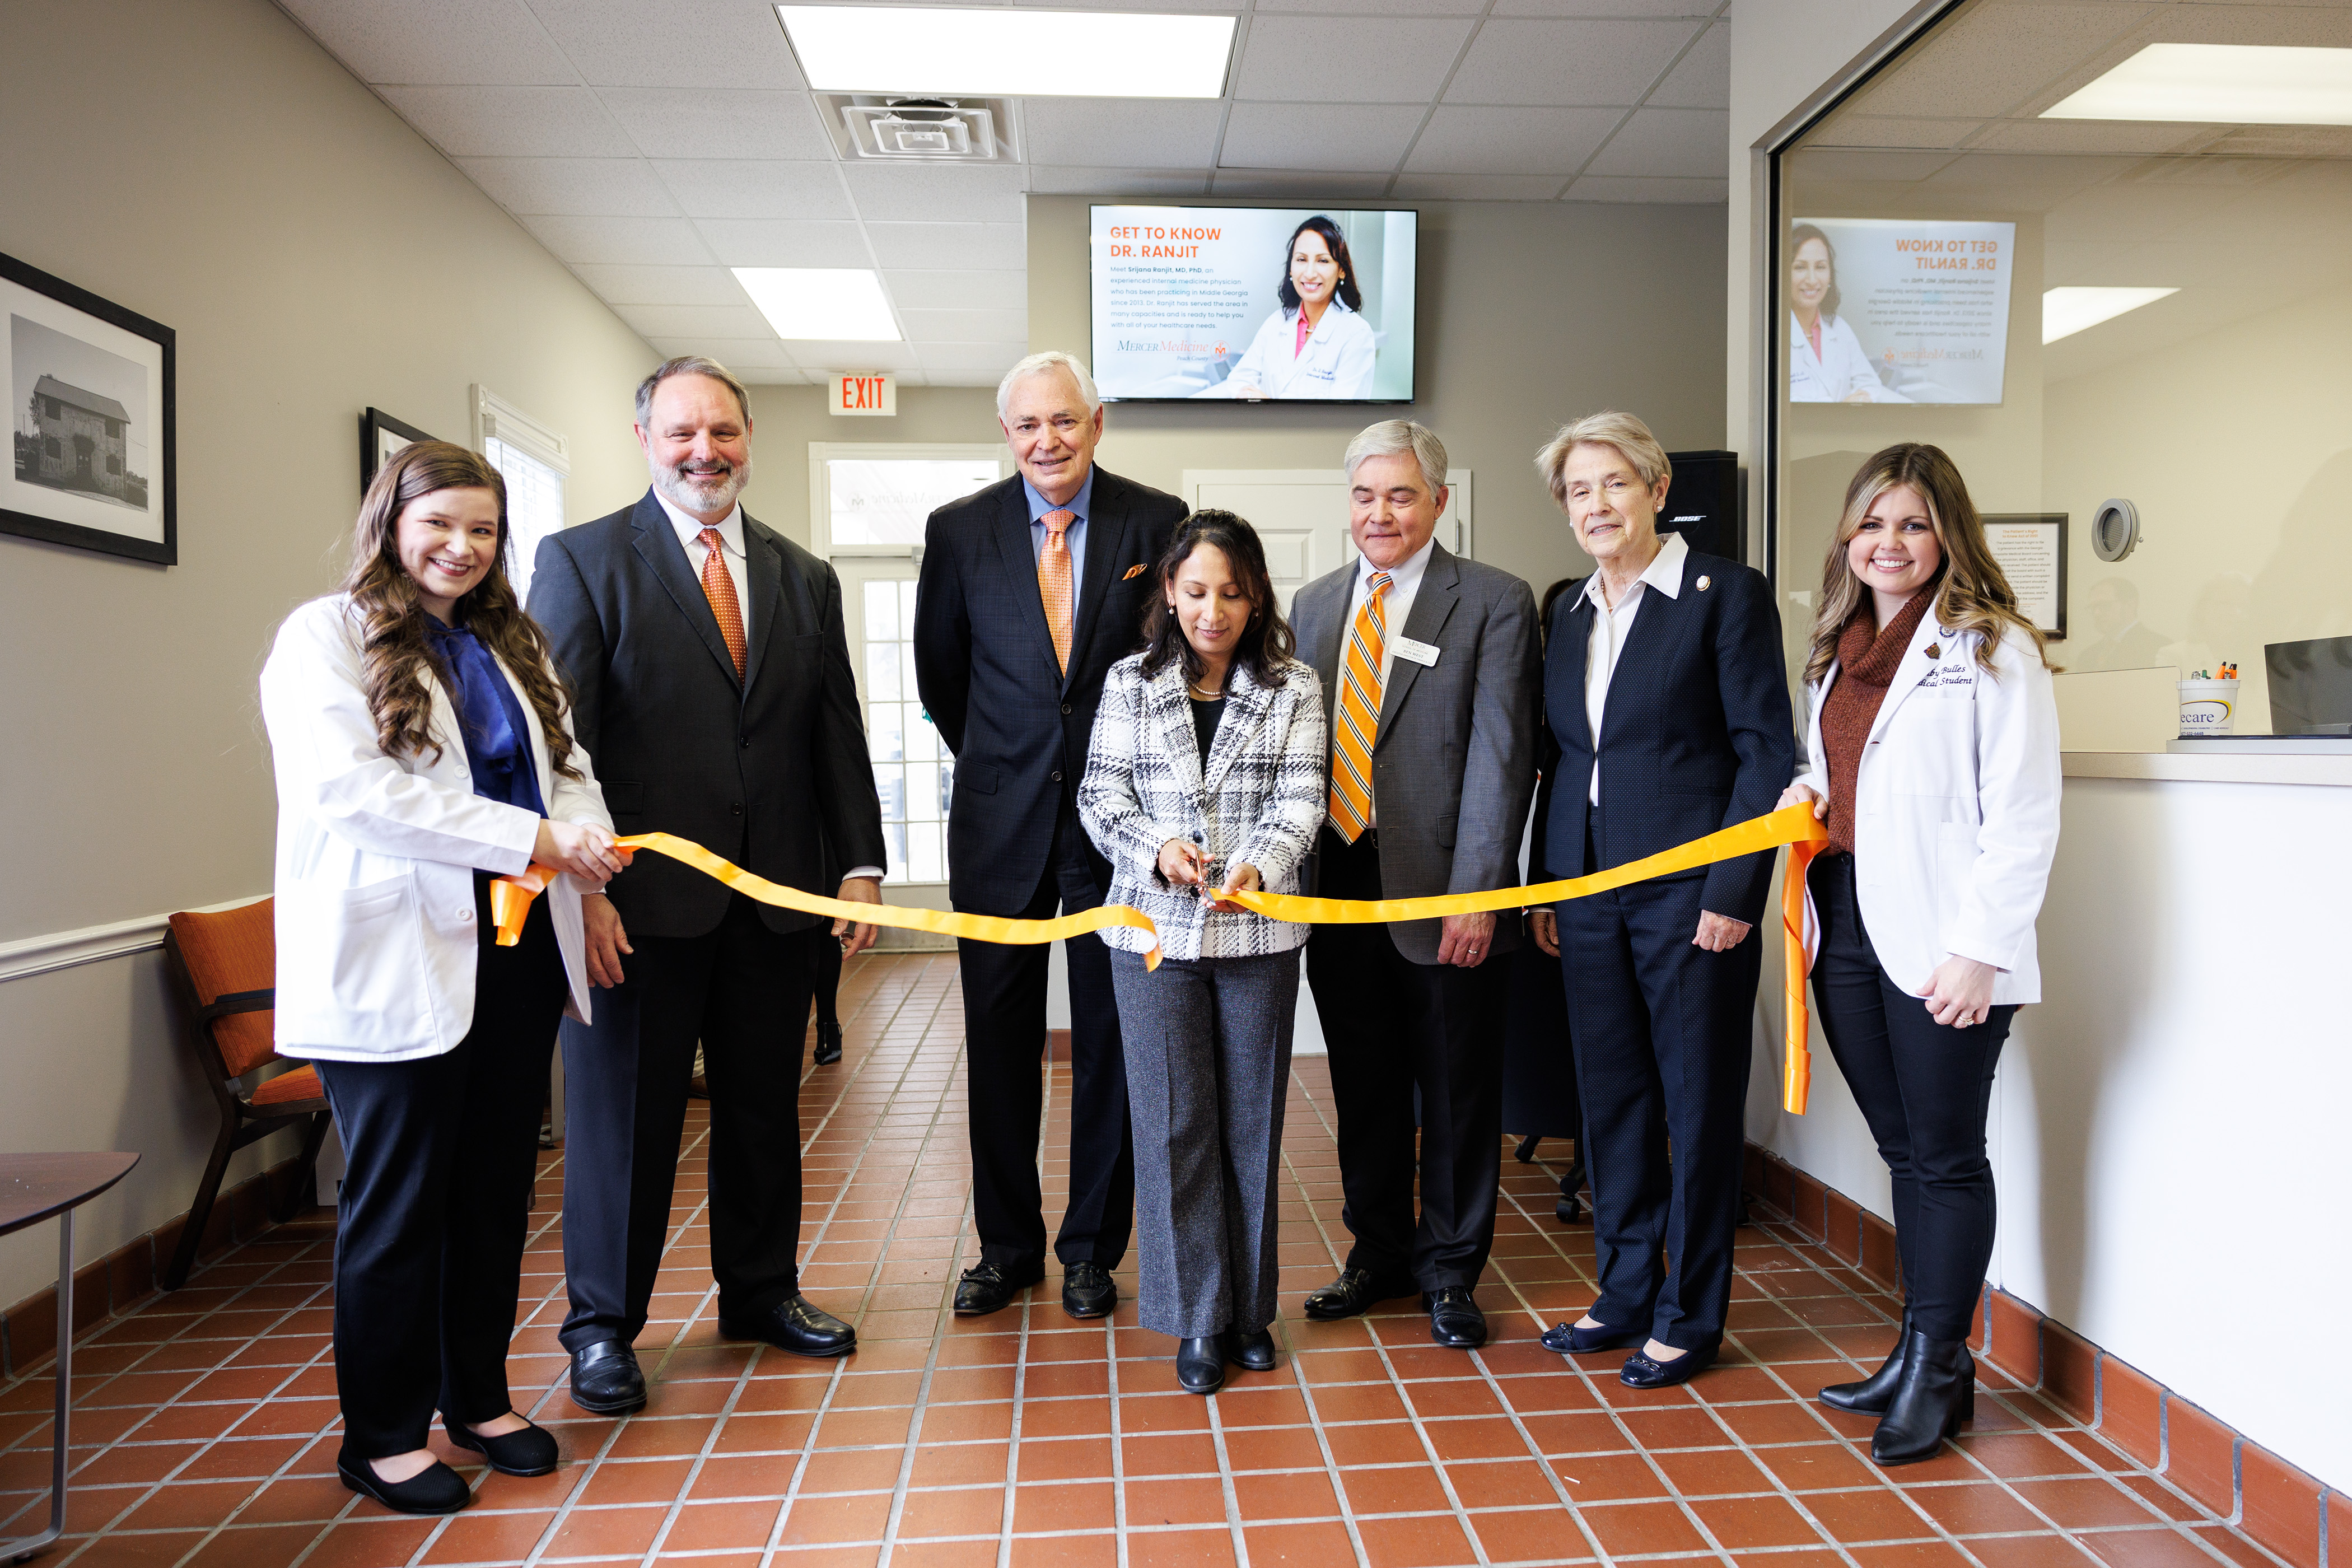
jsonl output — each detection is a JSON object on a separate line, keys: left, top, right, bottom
{"left": 1392, "top": 636, "right": 1440, "bottom": 668}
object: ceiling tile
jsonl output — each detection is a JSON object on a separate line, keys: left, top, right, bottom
{"left": 650, "top": 336, "right": 801, "bottom": 371}
{"left": 1021, "top": 99, "right": 1226, "bottom": 170}
{"left": 278, "top": 0, "right": 575, "bottom": 85}
{"left": 1804, "top": 115, "right": 1979, "bottom": 151}
{"left": 883, "top": 270, "right": 1029, "bottom": 311}
{"left": 694, "top": 219, "right": 872, "bottom": 268}
{"left": 653, "top": 160, "right": 854, "bottom": 221}
{"left": 1564, "top": 174, "right": 1727, "bottom": 203}
{"left": 1842, "top": 3, "right": 2154, "bottom": 123}
{"left": 791, "top": 343, "right": 925, "bottom": 374}
{"left": 1024, "top": 167, "right": 1215, "bottom": 197}
{"left": 898, "top": 308, "right": 1029, "bottom": 343}
{"left": 1491, "top": 0, "right": 1717, "bottom": 13}
{"left": 1585, "top": 107, "right": 1727, "bottom": 179}
{"left": 865, "top": 223, "right": 1028, "bottom": 272}
{"left": 1008, "top": 0, "right": 1234, "bottom": 8}
{"left": 613, "top": 304, "right": 778, "bottom": 340}
{"left": 1402, "top": 106, "right": 1622, "bottom": 175}
{"left": 377, "top": 85, "right": 633, "bottom": 157}
{"left": 454, "top": 156, "right": 678, "bottom": 216}
{"left": 1646, "top": 20, "right": 1727, "bottom": 110}
{"left": 516, "top": 213, "right": 716, "bottom": 265}
{"left": 526, "top": 0, "right": 809, "bottom": 89}
{"left": 911, "top": 343, "right": 1030, "bottom": 376}
{"left": 1388, "top": 172, "right": 1566, "bottom": 200}
{"left": 842, "top": 165, "right": 1029, "bottom": 226}
{"left": 1219, "top": 104, "right": 1427, "bottom": 173}
{"left": 599, "top": 88, "right": 833, "bottom": 161}
{"left": 1444, "top": 20, "right": 1697, "bottom": 107}
{"left": 1233, "top": 17, "right": 1476, "bottom": 102}
{"left": 569, "top": 264, "right": 749, "bottom": 305}
{"left": 1973, "top": 119, "right": 2219, "bottom": 156}
{"left": 1256, "top": 0, "right": 1487, "bottom": 13}
{"left": 1208, "top": 170, "right": 1393, "bottom": 198}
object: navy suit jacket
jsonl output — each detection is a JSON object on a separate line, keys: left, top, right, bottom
{"left": 912, "top": 468, "right": 1184, "bottom": 916}
{"left": 1541, "top": 547, "right": 1795, "bottom": 926}
{"left": 529, "top": 490, "right": 886, "bottom": 939}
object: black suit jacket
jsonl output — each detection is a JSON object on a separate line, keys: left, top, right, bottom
{"left": 1541, "top": 547, "right": 1795, "bottom": 926}
{"left": 913, "top": 468, "right": 1184, "bottom": 916}
{"left": 530, "top": 490, "right": 886, "bottom": 939}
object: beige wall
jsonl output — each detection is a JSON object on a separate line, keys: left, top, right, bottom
{"left": 0, "top": 0, "right": 655, "bottom": 1304}
{"left": 1026, "top": 196, "right": 1729, "bottom": 597}
{"left": 736, "top": 385, "right": 1005, "bottom": 552}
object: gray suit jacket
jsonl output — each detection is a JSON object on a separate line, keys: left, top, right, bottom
{"left": 1293, "top": 543, "right": 1543, "bottom": 964}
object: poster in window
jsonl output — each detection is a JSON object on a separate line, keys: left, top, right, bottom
{"left": 1788, "top": 219, "right": 2015, "bottom": 407}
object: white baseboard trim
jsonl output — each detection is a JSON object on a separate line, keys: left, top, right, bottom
{"left": 0, "top": 895, "right": 268, "bottom": 986}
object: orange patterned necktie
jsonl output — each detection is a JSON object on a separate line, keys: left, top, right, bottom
{"left": 698, "top": 527, "right": 746, "bottom": 678}
{"left": 1328, "top": 570, "right": 1392, "bottom": 841}
{"left": 1038, "top": 508, "right": 1075, "bottom": 674}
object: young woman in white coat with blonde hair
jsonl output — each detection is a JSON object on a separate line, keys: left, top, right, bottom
{"left": 260, "top": 442, "right": 622, "bottom": 1514}
{"left": 1779, "top": 442, "right": 2059, "bottom": 1468}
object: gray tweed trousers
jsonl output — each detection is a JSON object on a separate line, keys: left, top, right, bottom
{"left": 1108, "top": 946, "right": 1299, "bottom": 1339}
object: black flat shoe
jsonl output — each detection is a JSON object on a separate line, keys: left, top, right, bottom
{"left": 1541, "top": 1318, "right": 1648, "bottom": 1355}
{"left": 1221, "top": 1328, "right": 1276, "bottom": 1372}
{"left": 954, "top": 1262, "right": 1041, "bottom": 1317}
{"left": 1175, "top": 1336, "right": 1225, "bottom": 1394}
{"left": 1302, "top": 1269, "right": 1416, "bottom": 1321}
{"left": 814, "top": 1020, "right": 843, "bottom": 1065}
{"left": 1870, "top": 1331, "right": 1974, "bottom": 1466}
{"left": 1621, "top": 1343, "right": 1718, "bottom": 1389}
{"left": 720, "top": 1295, "right": 857, "bottom": 1358}
{"left": 442, "top": 1415, "right": 558, "bottom": 1477}
{"left": 568, "top": 1340, "right": 647, "bottom": 1415}
{"left": 1822, "top": 1309, "right": 1912, "bottom": 1415}
{"left": 1425, "top": 1287, "right": 1487, "bottom": 1350}
{"left": 1062, "top": 1261, "right": 1117, "bottom": 1319}
{"left": 337, "top": 1450, "right": 470, "bottom": 1515}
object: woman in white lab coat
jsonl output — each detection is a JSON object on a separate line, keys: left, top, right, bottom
{"left": 259, "top": 441, "right": 622, "bottom": 1514}
{"left": 1789, "top": 224, "right": 1909, "bottom": 404}
{"left": 1779, "top": 442, "right": 2059, "bottom": 1468}
{"left": 1203, "top": 215, "right": 1378, "bottom": 400}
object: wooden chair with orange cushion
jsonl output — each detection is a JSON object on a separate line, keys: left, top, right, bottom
{"left": 161, "top": 898, "right": 332, "bottom": 1290}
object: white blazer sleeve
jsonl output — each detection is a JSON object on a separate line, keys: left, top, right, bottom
{"left": 260, "top": 600, "right": 540, "bottom": 875}
{"left": 1331, "top": 315, "right": 1377, "bottom": 399}
{"left": 1945, "top": 630, "right": 2061, "bottom": 971}
{"left": 1233, "top": 680, "right": 1327, "bottom": 890}
{"left": 1077, "top": 662, "right": 1180, "bottom": 874}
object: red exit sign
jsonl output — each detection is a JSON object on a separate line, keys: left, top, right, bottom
{"left": 829, "top": 373, "right": 896, "bottom": 417}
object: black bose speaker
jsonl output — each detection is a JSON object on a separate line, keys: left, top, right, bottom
{"left": 1663, "top": 449, "right": 1744, "bottom": 564}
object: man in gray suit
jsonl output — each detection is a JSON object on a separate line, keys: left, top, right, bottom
{"left": 1291, "top": 420, "right": 1542, "bottom": 1350}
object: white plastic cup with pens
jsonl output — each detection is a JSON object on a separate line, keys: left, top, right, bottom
{"left": 2177, "top": 662, "right": 2239, "bottom": 738}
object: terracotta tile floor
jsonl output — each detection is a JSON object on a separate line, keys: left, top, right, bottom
{"left": 0, "top": 954, "right": 2290, "bottom": 1568}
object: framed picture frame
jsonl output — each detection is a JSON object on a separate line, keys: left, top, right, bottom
{"left": 361, "top": 407, "right": 436, "bottom": 494}
{"left": 2, "top": 251, "right": 175, "bottom": 566}
{"left": 1983, "top": 513, "right": 2068, "bottom": 640}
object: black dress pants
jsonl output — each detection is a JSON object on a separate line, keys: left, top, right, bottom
{"left": 811, "top": 928, "right": 843, "bottom": 1033}
{"left": 1307, "top": 828, "right": 1507, "bottom": 1291}
{"left": 956, "top": 804, "right": 1133, "bottom": 1276}
{"left": 560, "top": 893, "right": 820, "bottom": 1351}
{"left": 314, "top": 873, "right": 566, "bottom": 1459}
{"left": 1558, "top": 834, "right": 1761, "bottom": 1352}
{"left": 1808, "top": 851, "right": 2013, "bottom": 1342}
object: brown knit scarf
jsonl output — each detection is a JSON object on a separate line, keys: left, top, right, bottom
{"left": 1818, "top": 587, "right": 1935, "bottom": 855}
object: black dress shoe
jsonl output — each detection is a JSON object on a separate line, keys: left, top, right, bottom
{"left": 337, "top": 1450, "right": 471, "bottom": 1515}
{"left": 1221, "top": 1328, "right": 1276, "bottom": 1371}
{"left": 1175, "top": 1336, "right": 1225, "bottom": 1394}
{"left": 1621, "top": 1343, "right": 1718, "bottom": 1388}
{"left": 954, "top": 1262, "right": 1040, "bottom": 1317}
{"left": 1302, "top": 1269, "right": 1415, "bottom": 1321}
{"left": 814, "top": 1020, "right": 843, "bottom": 1065}
{"left": 1062, "top": 1261, "right": 1117, "bottom": 1319}
{"left": 1425, "top": 1286, "right": 1487, "bottom": 1350}
{"left": 1541, "top": 1318, "right": 1647, "bottom": 1355}
{"left": 568, "top": 1340, "right": 647, "bottom": 1415}
{"left": 1822, "top": 1309, "right": 1912, "bottom": 1415}
{"left": 719, "top": 1295, "right": 857, "bottom": 1358}
{"left": 1870, "top": 1330, "right": 1974, "bottom": 1466}
{"left": 442, "top": 1414, "right": 558, "bottom": 1477}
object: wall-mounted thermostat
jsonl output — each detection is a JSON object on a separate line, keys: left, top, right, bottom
{"left": 2092, "top": 498, "right": 2140, "bottom": 562}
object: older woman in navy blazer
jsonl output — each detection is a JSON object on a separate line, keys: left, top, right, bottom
{"left": 1527, "top": 412, "right": 1795, "bottom": 1389}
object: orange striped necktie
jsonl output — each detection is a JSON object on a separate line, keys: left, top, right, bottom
{"left": 1038, "top": 508, "right": 1075, "bottom": 673}
{"left": 1328, "top": 570, "right": 1392, "bottom": 841}
{"left": 697, "top": 527, "right": 746, "bottom": 678}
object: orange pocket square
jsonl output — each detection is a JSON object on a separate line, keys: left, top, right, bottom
{"left": 1122, "top": 563, "right": 1147, "bottom": 580}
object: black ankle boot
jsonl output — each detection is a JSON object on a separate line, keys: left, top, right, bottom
{"left": 1821, "top": 1309, "right": 1911, "bottom": 1414}
{"left": 1870, "top": 1329, "right": 1974, "bottom": 1466}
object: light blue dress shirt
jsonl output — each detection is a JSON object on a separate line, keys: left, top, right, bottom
{"left": 1023, "top": 469, "right": 1093, "bottom": 594}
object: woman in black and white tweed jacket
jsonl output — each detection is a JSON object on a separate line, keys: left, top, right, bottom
{"left": 1079, "top": 510, "right": 1326, "bottom": 1394}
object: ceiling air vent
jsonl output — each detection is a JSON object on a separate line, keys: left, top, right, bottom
{"left": 826, "top": 96, "right": 1016, "bottom": 162}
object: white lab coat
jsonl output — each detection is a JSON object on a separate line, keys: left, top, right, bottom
{"left": 258, "top": 594, "right": 613, "bottom": 1061}
{"left": 1203, "top": 297, "right": 1378, "bottom": 400}
{"left": 1796, "top": 614, "right": 2060, "bottom": 1004}
{"left": 1789, "top": 312, "right": 1910, "bottom": 404}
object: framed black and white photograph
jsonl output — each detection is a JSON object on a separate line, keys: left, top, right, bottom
{"left": 361, "top": 407, "right": 436, "bottom": 495}
{"left": 3, "top": 251, "right": 175, "bottom": 566}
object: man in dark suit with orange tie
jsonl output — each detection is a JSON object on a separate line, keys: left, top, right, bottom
{"left": 913, "top": 351, "right": 1185, "bottom": 1319}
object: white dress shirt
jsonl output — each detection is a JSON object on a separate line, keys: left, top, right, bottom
{"left": 1343, "top": 535, "right": 1437, "bottom": 824}
{"left": 1580, "top": 530, "right": 1690, "bottom": 806}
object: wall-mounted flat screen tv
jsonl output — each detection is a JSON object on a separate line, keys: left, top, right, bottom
{"left": 1089, "top": 204, "right": 1417, "bottom": 403}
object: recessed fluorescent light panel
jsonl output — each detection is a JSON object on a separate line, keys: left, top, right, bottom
{"left": 734, "top": 268, "right": 901, "bottom": 341}
{"left": 2042, "top": 43, "right": 2352, "bottom": 125}
{"left": 2043, "top": 287, "right": 2177, "bottom": 345}
{"left": 776, "top": 5, "right": 1236, "bottom": 98}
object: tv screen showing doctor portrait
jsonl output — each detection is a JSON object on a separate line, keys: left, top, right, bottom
{"left": 1090, "top": 204, "right": 1418, "bottom": 403}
